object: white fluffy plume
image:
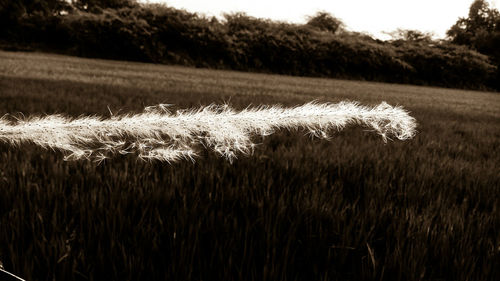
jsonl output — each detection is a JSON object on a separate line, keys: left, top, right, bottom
{"left": 0, "top": 101, "right": 417, "bottom": 162}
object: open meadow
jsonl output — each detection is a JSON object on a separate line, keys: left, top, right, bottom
{"left": 0, "top": 50, "right": 499, "bottom": 281}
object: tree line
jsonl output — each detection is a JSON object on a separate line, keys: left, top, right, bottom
{"left": 1, "top": 0, "right": 498, "bottom": 90}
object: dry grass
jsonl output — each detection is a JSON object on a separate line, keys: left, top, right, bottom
{"left": 0, "top": 101, "right": 416, "bottom": 162}
{"left": 0, "top": 50, "right": 499, "bottom": 281}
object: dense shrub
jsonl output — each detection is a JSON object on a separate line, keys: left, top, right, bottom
{"left": 0, "top": 1, "right": 497, "bottom": 90}
{"left": 62, "top": 8, "right": 153, "bottom": 61}
{"left": 447, "top": 0, "right": 500, "bottom": 89}
{"left": 393, "top": 40, "right": 497, "bottom": 88}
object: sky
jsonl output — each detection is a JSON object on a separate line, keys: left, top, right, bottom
{"left": 141, "top": 0, "right": 499, "bottom": 40}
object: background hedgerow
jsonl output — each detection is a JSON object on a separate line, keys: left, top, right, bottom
{"left": 0, "top": 51, "right": 499, "bottom": 281}
{"left": 0, "top": 1, "right": 498, "bottom": 90}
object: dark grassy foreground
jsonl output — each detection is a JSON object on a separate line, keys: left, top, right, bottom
{"left": 0, "top": 51, "right": 499, "bottom": 281}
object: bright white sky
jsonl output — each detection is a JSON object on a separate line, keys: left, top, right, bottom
{"left": 141, "top": 0, "right": 498, "bottom": 40}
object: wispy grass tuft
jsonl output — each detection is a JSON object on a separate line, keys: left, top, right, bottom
{"left": 0, "top": 101, "right": 417, "bottom": 162}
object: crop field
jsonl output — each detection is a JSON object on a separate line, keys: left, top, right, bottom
{"left": 0, "top": 50, "right": 499, "bottom": 281}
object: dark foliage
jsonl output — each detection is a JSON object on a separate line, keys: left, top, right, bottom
{"left": 0, "top": 1, "right": 497, "bottom": 90}
{"left": 447, "top": 0, "right": 500, "bottom": 89}
{"left": 73, "top": 0, "right": 137, "bottom": 11}
{"left": 306, "top": 11, "right": 344, "bottom": 33}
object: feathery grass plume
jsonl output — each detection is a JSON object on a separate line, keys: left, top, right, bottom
{"left": 0, "top": 101, "right": 417, "bottom": 162}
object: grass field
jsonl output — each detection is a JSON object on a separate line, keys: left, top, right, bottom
{"left": 0, "top": 50, "right": 499, "bottom": 281}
